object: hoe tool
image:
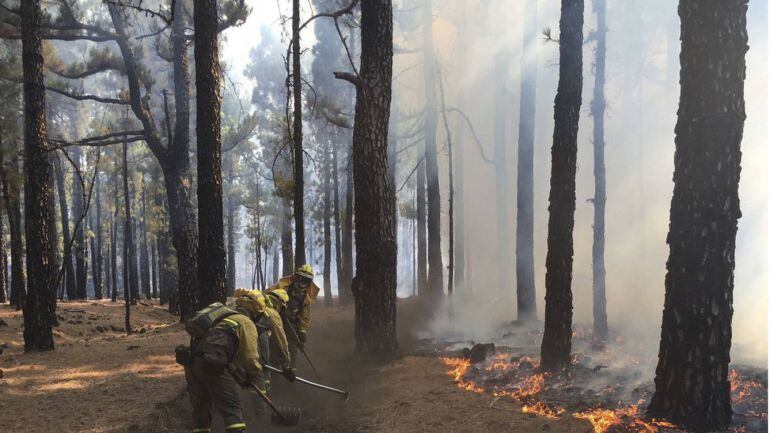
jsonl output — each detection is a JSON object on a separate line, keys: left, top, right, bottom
{"left": 265, "top": 364, "right": 350, "bottom": 401}
{"left": 283, "top": 320, "right": 322, "bottom": 380}
{"left": 250, "top": 383, "right": 302, "bottom": 426}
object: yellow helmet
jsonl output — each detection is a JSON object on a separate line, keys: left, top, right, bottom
{"left": 295, "top": 264, "right": 314, "bottom": 280}
{"left": 234, "top": 289, "right": 267, "bottom": 314}
{"left": 266, "top": 288, "right": 289, "bottom": 309}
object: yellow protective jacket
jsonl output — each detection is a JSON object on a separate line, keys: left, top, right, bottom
{"left": 264, "top": 307, "right": 291, "bottom": 369}
{"left": 266, "top": 276, "right": 320, "bottom": 334}
{"left": 226, "top": 313, "right": 262, "bottom": 382}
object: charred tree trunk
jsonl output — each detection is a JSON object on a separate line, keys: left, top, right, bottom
{"left": 2, "top": 155, "right": 24, "bottom": 310}
{"left": 226, "top": 194, "right": 236, "bottom": 296}
{"left": 122, "top": 140, "right": 132, "bottom": 330}
{"left": 0, "top": 193, "right": 6, "bottom": 304}
{"left": 646, "top": 1, "right": 747, "bottom": 430}
{"left": 140, "top": 178, "right": 151, "bottom": 299}
{"left": 291, "top": 0, "right": 306, "bottom": 266}
{"left": 281, "top": 201, "right": 294, "bottom": 275}
{"left": 88, "top": 215, "right": 98, "bottom": 299}
{"left": 323, "top": 141, "right": 332, "bottom": 306}
{"left": 151, "top": 241, "right": 158, "bottom": 299}
{"left": 108, "top": 2, "right": 199, "bottom": 319}
{"left": 332, "top": 141, "right": 343, "bottom": 301}
{"left": 93, "top": 161, "right": 103, "bottom": 300}
{"left": 591, "top": 0, "right": 608, "bottom": 342}
{"left": 194, "top": 0, "right": 226, "bottom": 307}
{"left": 53, "top": 156, "right": 76, "bottom": 300}
{"left": 21, "top": 0, "right": 56, "bottom": 351}
{"left": 515, "top": 0, "right": 538, "bottom": 322}
{"left": 340, "top": 158, "right": 354, "bottom": 303}
{"left": 272, "top": 242, "right": 279, "bottom": 284}
{"left": 339, "top": 0, "right": 397, "bottom": 353}
{"left": 71, "top": 145, "right": 87, "bottom": 299}
{"left": 422, "top": 0, "right": 443, "bottom": 298}
{"left": 122, "top": 141, "right": 139, "bottom": 306}
{"left": 111, "top": 157, "right": 119, "bottom": 303}
{"left": 540, "top": 0, "right": 584, "bottom": 372}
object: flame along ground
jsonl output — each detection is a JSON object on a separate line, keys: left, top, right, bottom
{"left": 440, "top": 354, "right": 766, "bottom": 433}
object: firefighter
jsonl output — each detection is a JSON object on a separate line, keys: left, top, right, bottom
{"left": 265, "top": 264, "right": 320, "bottom": 368}
{"left": 177, "top": 303, "right": 261, "bottom": 433}
{"left": 233, "top": 288, "right": 294, "bottom": 389}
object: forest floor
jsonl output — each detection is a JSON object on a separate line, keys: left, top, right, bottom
{"left": 0, "top": 298, "right": 593, "bottom": 433}
{"left": 0, "top": 299, "right": 765, "bottom": 433}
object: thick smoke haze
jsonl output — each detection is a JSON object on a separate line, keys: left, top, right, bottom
{"left": 222, "top": 0, "right": 767, "bottom": 366}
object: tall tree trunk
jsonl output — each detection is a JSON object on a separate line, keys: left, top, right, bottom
{"left": 93, "top": 158, "right": 103, "bottom": 300}
{"left": 515, "top": 0, "right": 538, "bottom": 321}
{"left": 194, "top": 0, "right": 226, "bottom": 306}
{"left": 291, "top": 0, "right": 306, "bottom": 266}
{"left": 323, "top": 141, "right": 332, "bottom": 306}
{"left": 0, "top": 190, "right": 6, "bottom": 304}
{"left": 281, "top": 200, "right": 294, "bottom": 275}
{"left": 493, "top": 54, "right": 511, "bottom": 297}
{"left": 122, "top": 141, "right": 132, "bottom": 330}
{"left": 342, "top": 0, "right": 397, "bottom": 353}
{"left": 332, "top": 140, "right": 343, "bottom": 300}
{"left": 591, "top": 0, "right": 608, "bottom": 342}
{"left": 272, "top": 242, "right": 279, "bottom": 283}
{"left": 88, "top": 215, "right": 98, "bottom": 300}
{"left": 3, "top": 156, "right": 24, "bottom": 311}
{"left": 105, "top": 214, "right": 112, "bottom": 300}
{"left": 21, "top": 0, "right": 56, "bottom": 350}
{"left": 646, "top": 1, "right": 747, "bottom": 430}
{"left": 151, "top": 241, "right": 158, "bottom": 299}
{"left": 53, "top": 156, "right": 76, "bottom": 299}
{"left": 340, "top": 160, "right": 354, "bottom": 302}
{"left": 111, "top": 156, "right": 119, "bottom": 303}
{"left": 453, "top": 2, "right": 468, "bottom": 294}
{"left": 123, "top": 141, "right": 139, "bottom": 305}
{"left": 540, "top": 0, "right": 584, "bottom": 372}
{"left": 437, "top": 76, "right": 454, "bottom": 296}
{"left": 226, "top": 195, "right": 236, "bottom": 296}
{"left": 140, "top": 177, "right": 151, "bottom": 299}
{"left": 72, "top": 145, "right": 87, "bottom": 299}
{"left": 416, "top": 141, "right": 427, "bottom": 298}
{"left": 422, "top": 0, "right": 443, "bottom": 298}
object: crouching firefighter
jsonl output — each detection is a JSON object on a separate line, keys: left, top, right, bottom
{"left": 266, "top": 264, "right": 320, "bottom": 368}
{"left": 174, "top": 302, "right": 262, "bottom": 433}
{"left": 233, "top": 288, "right": 295, "bottom": 390}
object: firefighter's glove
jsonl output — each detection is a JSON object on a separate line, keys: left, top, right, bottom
{"left": 283, "top": 367, "right": 296, "bottom": 382}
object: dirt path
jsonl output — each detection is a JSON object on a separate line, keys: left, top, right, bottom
{"left": 0, "top": 299, "right": 591, "bottom": 433}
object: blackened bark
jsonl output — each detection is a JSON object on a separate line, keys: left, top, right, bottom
{"left": 21, "top": 0, "right": 56, "bottom": 351}
{"left": 540, "top": 0, "right": 583, "bottom": 372}
{"left": 93, "top": 161, "right": 103, "bottom": 300}
{"left": 111, "top": 156, "right": 119, "bottom": 303}
{"left": 140, "top": 178, "right": 151, "bottom": 299}
{"left": 0, "top": 190, "right": 6, "bottom": 303}
{"left": 591, "top": 0, "right": 608, "bottom": 342}
{"left": 194, "top": 0, "right": 226, "bottom": 307}
{"left": 340, "top": 158, "right": 354, "bottom": 303}
{"left": 291, "top": 0, "right": 306, "bottom": 266}
{"left": 323, "top": 141, "right": 332, "bottom": 306}
{"left": 108, "top": 3, "right": 199, "bottom": 319}
{"left": 332, "top": 141, "right": 343, "bottom": 300}
{"left": 53, "top": 156, "right": 76, "bottom": 300}
{"left": 515, "top": 0, "right": 538, "bottom": 321}
{"left": 72, "top": 146, "right": 87, "bottom": 299}
{"left": 281, "top": 201, "right": 294, "bottom": 275}
{"left": 123, "top": 141, "right": 139, "bottom": 305}
{"left": 3, "top": 156, "right": 24, "bottom": 310}
{"left": 416, "top": 139, "right": 427, "bottom": 298}
{"left": 422, "top": 0, "right": 443, "bottom": 298}
{"left": 151, "top": 241, "right": 158, "bottom": 299}
{"left": 344, "top": 0, "right": 397, "bottom": 353}
{"left": 88, "top": 215, "right": 98, "bottom": 299}
{"left": 272, "top": 242, "right": 279, "bottom": 284}
{"left": 226, "top": 194, "right": 236, "bottom": 297}
{"left": 646, "top": 1, "right": 747, "bottom": 430}
{"left": 122, "top": 141, "right": 132, "bottom": 331}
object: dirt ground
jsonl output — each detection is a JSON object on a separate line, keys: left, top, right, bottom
{"left": 0, "top": 298, "right": 592, "bottom": 433}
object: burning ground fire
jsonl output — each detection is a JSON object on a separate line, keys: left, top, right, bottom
{"left": 440, "top": 349, "right": 767, "bottom": 433}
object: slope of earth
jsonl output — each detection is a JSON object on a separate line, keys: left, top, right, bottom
{"left": 0, "top": 300, "right": 188, "bottom": 433}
